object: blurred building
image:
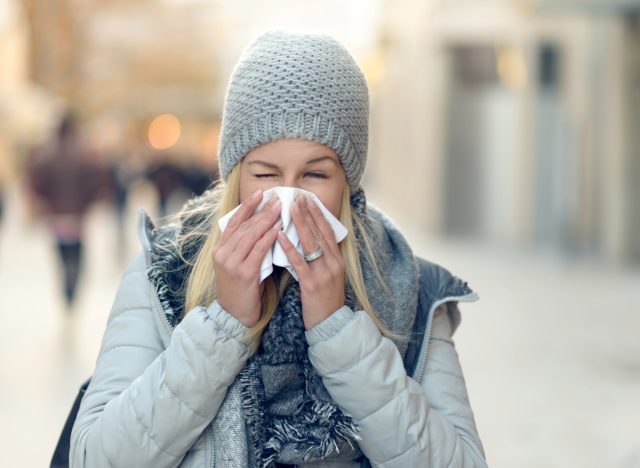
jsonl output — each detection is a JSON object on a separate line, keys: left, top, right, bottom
{"left": 0, "top": 0, "right": 60, "bottom": 183}
{"left": 7, "top": 0, "right": 383, "bottom": 172}
{"left": 18, "top": 0, "right": 226, "bottom": 163}
{"left": 367, "top": 0, "right": 640, "bottom": 266}
{"left": 3, "top": 0, "right": 638, "bottom": 265}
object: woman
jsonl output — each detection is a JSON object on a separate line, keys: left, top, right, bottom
{"left": 70, "top": 31, "right": 487, "bottom": 467}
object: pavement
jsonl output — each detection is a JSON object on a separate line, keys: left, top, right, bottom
{"left": 1, "top": 183, "right": 639, "bottom": 468}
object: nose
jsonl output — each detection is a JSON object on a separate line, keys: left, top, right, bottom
{"left": 281, "top": 175, "right": 301, "bottom": 190}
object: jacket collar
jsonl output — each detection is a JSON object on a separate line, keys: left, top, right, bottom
{"left": 403, "top": 257, "right": 479, "bottom": 382}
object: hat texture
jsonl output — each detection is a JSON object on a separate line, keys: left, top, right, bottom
{"left": 218, "top": 30, "right": 369, "bottom": 191}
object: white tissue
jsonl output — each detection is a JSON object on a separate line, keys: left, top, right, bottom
{"left": 218, "top": 186, "right": 348, "bottom": 282}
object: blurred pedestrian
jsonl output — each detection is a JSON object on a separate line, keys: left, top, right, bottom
{"left": 0, "top": 179, "right": 4, "bottom": 225}
{"left": 106, "top": 150, "right": 142, "bottom": 263}
{"left": 69, "top": 31, "right": 487, "bottom": 467}
{"left": 0, "top": 186, "right": 4, "bottom": 233}
{"left": 144, "top": 152, "right": 185, "bottom": 218}
{"left": 25, "top": 112, "right": 109, "bottom": 309}
{"left": 0, "top": 141, "right": 12, "bottom": 230}
{"left": 181, "top": 160, "right": 218, "bottom": 198}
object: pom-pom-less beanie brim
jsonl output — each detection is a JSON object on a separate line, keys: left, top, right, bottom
{"left": 218, "top": 31, "right": 370, "bottom": 192}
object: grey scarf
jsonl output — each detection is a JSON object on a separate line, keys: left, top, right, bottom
{"left": 146, "top": 187, "right": 420, "bottom": 467}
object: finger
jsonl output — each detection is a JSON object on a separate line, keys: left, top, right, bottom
{"left": 291, "top": 197, "right": 321, "bottom": 256}
{"left": 277, "top": 230, "right": 311, "bottom": 279}
{"left": 243, "top": 218, "right": 282, "bottom": 271}
{"left": 214, "top": 197, "right": 279, "bottom": 280}
{"left": 298, "top": 196, "right": 324, "bottom": 242}
{"left": 304, "top": 196, "right": 341, "bottom": 257}
{"left": 232, "top": 197, "right": 281, "bottom": 260}
{"left": 218, "top": 189, "right": 263, "bottom": 246}
{"left": 222, "top": 195, "right": 279, "bottom": 254}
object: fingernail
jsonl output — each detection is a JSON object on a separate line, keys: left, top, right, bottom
{"left": 252, "top": 189, "right": 262, "bottom": 199}
{"left": 272, "top": 198, "right": 281, "bottom": 210}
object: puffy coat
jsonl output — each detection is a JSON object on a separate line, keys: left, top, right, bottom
{"left": 70, "top": 210, "right": 488, "bottom": 468}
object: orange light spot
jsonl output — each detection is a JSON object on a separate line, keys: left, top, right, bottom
{"left": 148, "top": 114, "right": 181, "bottom": 150}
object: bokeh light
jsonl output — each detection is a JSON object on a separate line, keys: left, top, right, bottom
{"left": 148, "top": 113, "right": 181, "bottom": 150}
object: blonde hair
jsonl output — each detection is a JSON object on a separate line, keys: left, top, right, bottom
{"left": 181, "top": 162, "right": 393, "bottom": 350}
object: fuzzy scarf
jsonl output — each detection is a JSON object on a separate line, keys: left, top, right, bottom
{"left": 145, "top": 187, "right": 420, "bottom": 467}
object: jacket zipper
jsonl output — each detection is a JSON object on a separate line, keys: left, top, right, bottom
{"left": 152, "top": 288, "right": 175, "bottom": 332}
{"left": 412, "top": 292, "right": 479, "bottom": 384}
{"left": 208, "top": 424, "right": 215, "bottom": 468}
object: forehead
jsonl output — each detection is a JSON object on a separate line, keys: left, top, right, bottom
{"left": 243, "top": 139, "right": 339, "bottom": 164}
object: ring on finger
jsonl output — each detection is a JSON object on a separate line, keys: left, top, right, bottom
{"left": 303, "top": 247, "right": 323, "bottom": 262}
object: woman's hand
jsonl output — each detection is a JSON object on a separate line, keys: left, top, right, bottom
{"left": 278, "top": 195, "right": 345, "bottom": 330}
{"left": 213, "top": 189, "right": 282, "bottom": 327}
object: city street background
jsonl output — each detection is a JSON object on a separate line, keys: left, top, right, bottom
{"left": 1, "top": 0, "right": 640, "bottom": 467}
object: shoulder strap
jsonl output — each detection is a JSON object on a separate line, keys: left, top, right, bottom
{"left": 50, "top": 378, "right": 91, "bottom": 468}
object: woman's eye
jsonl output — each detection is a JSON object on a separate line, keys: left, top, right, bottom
{"left": 255, "top": 174, "right": 276, "bottom": 178}
{"left": 307, "top": 172, "right": 328, "bottom": 179}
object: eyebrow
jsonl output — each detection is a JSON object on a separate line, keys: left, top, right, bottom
{"left": 247, "top": 156, "right": 338, "bottom": 169}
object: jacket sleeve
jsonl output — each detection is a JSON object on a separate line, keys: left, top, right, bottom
{"left": 306, "top": 304, "right": 487, "bottom": 468}
{"left": 70, "top": 252, "right": 251, "bottom": 468}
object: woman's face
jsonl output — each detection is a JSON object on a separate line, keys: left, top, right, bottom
{"left": 239, "top": 139, "right": 346, "bottom": 217}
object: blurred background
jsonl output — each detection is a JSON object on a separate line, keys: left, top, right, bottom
{"left": 1, "top": 0, "right": 639, "bottom": 466}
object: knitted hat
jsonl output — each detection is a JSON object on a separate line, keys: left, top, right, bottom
{"left": 217, "top": 30, "right": 369, "bottom": 192}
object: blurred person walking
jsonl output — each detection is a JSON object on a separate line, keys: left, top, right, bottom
{"left": 106, "top": 151, "right": 142, "bottom": 264}
{"left": 0, "top": 141, "right": 13, "bottom": 230}
{"left": 25, "top": 113, "right": 109, "bottom": 309}
{"left": 144, "top": 151, "right": 187, "bottom": 219}
{"left": 0, "top": 177, "right": 5, "bottom": 227}
{"left": 144, "top": 152, "right": 220, "bottom": 219}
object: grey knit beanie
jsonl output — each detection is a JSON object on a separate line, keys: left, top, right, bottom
{"left": 218, "top": 30, "right": 369, "bottom": 192}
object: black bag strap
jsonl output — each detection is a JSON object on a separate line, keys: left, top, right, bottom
{"left": 51, "top": 378, "right": 91, "bottom": 468}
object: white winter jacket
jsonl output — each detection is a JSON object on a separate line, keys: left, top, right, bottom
{"left": 70, "top": 215, "right": 488, "bottom": 468}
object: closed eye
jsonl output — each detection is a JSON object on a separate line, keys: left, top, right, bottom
{"left": 255, "top": 174, "right": 277, "bottom": 178}
{"left": 307, "top": 172, "right": 328, "bottom": 179}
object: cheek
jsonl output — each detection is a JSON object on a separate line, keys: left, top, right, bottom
{"left": 238, "top": 172, "right": 258, "bottom": 203}
{"left": 239, "top": 169, "right": 283, "bottom": 203}
{"left": 316, "top": 187, "right": 343, "bottom": 218}
{"left": 327, "top": 195, "right": 342, "bottom": 218}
